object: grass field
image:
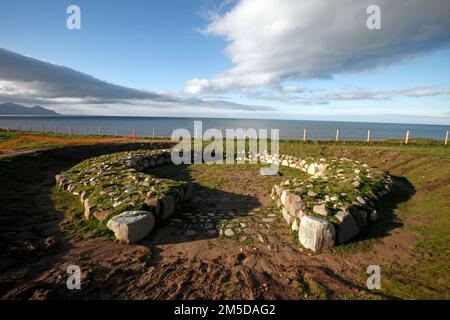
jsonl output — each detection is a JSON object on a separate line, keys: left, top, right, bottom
{"left": 0, "top": 130, "right": 448, "bottom": 299}
{"left": 0, "top": 130, "right": 168, "bottom": 151}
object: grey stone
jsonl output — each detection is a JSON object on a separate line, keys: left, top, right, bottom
{"left": 160, "top": 194, "right": 176, "bottom": 219}
{"left": 260, "top": 167, "right": 280, "bottom": 176}
{"left": 307, "top": 163, "right": 319, "bottom": 175}
{"left": 298, "top": 216, "right": 335, "bottom": 252}
{"left": 335, "top": 211, "right": 360, "bottom": 244}
{"left": 106, "top": 211, "right": 155, "bottom": 244}
{"left": 291, "top": 218, "right": 299, "bottom": 231}
{"left": 369, "top": 210, "right": 378, "bottom": 222}
{"left": 352, "top": 180, "right": 361, "bottom": 189}
{"left": 80, "top": 190, "right": 89, "bottom": 204}
{"left": 185, "top": 230, "right": 197, "bottom": 236}
{"left": 83, "top": 199, "right": 91, "bottom": 220}
{"left": 282, "top": 208, "right": 295, "bottom": 225}
{"left": 313, "top": 204, "right": 330, "bottom": 216}
{"left": 224, "top": 228, "right": 235, "bottom": 237}
{"left": 280, "top": 190, "right": 289, "bottom": 206}
{"left": 285, "top": 193, "right": 305, "bottom": 218}
{"left": 55, "top": 174, "right": 63, "bottom": 184}
{"left": 356, "top": 196, "right": 366, "bottom": 205}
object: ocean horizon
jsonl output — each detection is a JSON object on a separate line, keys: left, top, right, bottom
{"left": 0, "top": 115, "right": 448, "bottom": 141}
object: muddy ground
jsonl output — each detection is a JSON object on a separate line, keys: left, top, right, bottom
{"left": 0, "top": 144, "right": 419, "bottom": 299}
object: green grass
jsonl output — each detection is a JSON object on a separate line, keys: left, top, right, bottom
{"left": 52, "top": 186, "right": 113, "bottom": 239}
{"left": 0, "top": 130, "right": 171, "bottom": 151}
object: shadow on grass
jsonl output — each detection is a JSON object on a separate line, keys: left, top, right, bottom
{"left": 332, "top": 175, "right": 416, "bottom": 253}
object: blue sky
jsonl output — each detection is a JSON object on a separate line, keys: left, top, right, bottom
{"left": 0, "top": 0, "right": 449, "bottom": 124}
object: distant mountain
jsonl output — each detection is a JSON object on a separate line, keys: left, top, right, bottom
{"left": 0, "top": 103, "right": 60, "bottom": 115}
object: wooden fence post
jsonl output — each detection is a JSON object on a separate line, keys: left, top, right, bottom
{"left": 29, "top": 124, "right": 32, "bottom": 132}
{"left": 405, "top": 130, "right": 410, "bottom": 144}
{"left": 98, "top": 127, "right": 101, "bottom": 136}
{"left": 41, "top": 124, "right": 44, "bottom": 133}
{"left": 445, "top": 130, "right": 449, "bottom": 145}
{"left": 335, "top": 129, "right": 339, "bottom": 142}
{"left": 303, "top": 128, "right": 307, "bottom": 142}
{"left": 152, "top": 128, "right": 155, "bottom": 138}
{"left": 367, "top": 130, "right": 371, "bottom": 143}
{"left": 115, "top": 127, "right": 118, "bottom": 137}
{"left": 54, "top": 125, "right": 57, "bottom": 134}
{"left": 69, "top": 127, "right": 73, "bottom": 135}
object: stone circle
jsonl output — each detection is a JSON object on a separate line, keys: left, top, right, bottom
{"left": 56, "top": 149, "right": 392, "bottom": 250}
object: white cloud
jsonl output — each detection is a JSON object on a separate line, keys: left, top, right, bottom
{"left": 0, "top": 48, "right": 274, "bottom": 113}
{"left": 238, "top": 84, "right": 450, "bottom": 105}
{"left": 186, "top": 0, "right": 450, "bottom": 94}
{"left": 321, "top": 86, "right": 450, "bottom": 100}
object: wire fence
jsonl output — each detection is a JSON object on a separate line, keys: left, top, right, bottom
{"left": 1, "top": 123, "right": 449, "bottom": 145}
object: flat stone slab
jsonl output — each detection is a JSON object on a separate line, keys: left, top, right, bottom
{"left": 260, "top": 167, "right": 280, "bottom": 176}
{"left": 107, "top": 210, "right": 155, "bottom": 244}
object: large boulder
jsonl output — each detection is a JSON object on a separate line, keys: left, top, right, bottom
{"left": 160, "top": 194, "right": 176, "bottom": 219}
{"left": 298, "top": 216, "right": 335, "bottom": 252}
{"left": 335, "top": 211, "right": 360, "bottom": 244}
{"left": 107, "top": 211, "right": 155, "bottom": 243}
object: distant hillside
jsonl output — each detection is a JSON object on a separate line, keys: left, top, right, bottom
{"left": 0, "top": 103, "right": 60, "bottom": 115}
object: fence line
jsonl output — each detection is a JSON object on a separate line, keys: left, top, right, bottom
{"left": 2, "top": 124, "right": 450, "bottom": 145}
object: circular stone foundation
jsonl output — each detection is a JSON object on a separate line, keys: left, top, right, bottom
{"left": 56, "top": 149, "right": 393, "bottom": 249}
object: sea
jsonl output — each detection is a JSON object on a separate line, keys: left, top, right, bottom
{"left": 0, "top": 116, "right": 449, "bottom": 141}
